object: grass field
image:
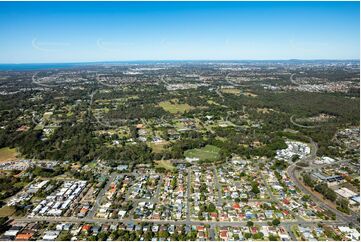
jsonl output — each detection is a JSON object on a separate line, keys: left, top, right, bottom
{"left": 0, "top": 206, "right": 16, "bottom": 217}
{"left": 159, "top": 100, "right": 192, "bottom": 114}
{"left": 149, "top": 141, "right": 169, "bottom": 153}
{"left": 242, "top": 92, "right": 258, "bottom": 97}
{"left": 207, "top": 100, "right": 221, "bottom": 106}
{"left": 43, "top": 111, "right": 53, "bottom": 120}
{"left": 34, "top": 124, "right": 44, "bottom": 131}
{"left": 184, "top": 145, "right": 220, "bottom": 161}
{"left": 87, "top": 161, "right": 97, "bottom": 168}
{"left": 66, "top": 111, "right": 74, "bottom": 117}
{"left": 0, "top": 147, "right": 18, "bottom": 162}
{"left": 155, "top": 160, "right": 175, "bottom": 171}
{"left": 221, "top": 88, "right": 240, "bottom": 95}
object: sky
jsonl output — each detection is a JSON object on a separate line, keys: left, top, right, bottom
{"left": 0, "top": 1, "right": 359, "bottom": 63}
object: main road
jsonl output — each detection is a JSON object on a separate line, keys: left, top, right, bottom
{"left": 290, "top": 115, "right": 320, "bottom": 129}
{"left": 286, "top": 137, "right": 360, "bottom": 228}
{"left": 290, "top": 73, "right": 299, "bottom": 85}
{"left": 14, "top": 216, "right": 347, "bottom": 228}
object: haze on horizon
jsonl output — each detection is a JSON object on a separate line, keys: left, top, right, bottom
{"left": 0, "top": 1, "right": 359, "bottom": 64}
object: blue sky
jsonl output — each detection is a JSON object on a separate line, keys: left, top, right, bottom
{"left": 0, "top": 1, "right": 359, "bottom": 63}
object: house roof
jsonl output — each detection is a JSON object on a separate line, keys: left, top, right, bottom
{"left": 15, "top": 233, "right": 33, "bottom": 240}
{"left": 232, "top": 203, "right": 241, "bottom": 209}
{"left": 197, "top": 226, "right": 205, "bottom": 232}
{"left": 210, "top": 212, "right": 218, "bottom": 218}
{"left": 219, "top": 231, "right": 228, "bottom": 239}
{"left": 82, "top": 225, "right": 91, "bottom": 231}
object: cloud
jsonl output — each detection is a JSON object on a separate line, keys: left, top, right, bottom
{"left": 32, "top": 38, "right": 70, "bottom": 52}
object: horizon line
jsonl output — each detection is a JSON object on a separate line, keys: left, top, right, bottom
{"left": 0, "top": 59, "right": 360, "bottom": 65}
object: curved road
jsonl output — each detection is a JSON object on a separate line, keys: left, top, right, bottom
{"left": 286, "top": 137, "right": 359, "bottom": 228}
{"left": 290, "top": 115, "right": 320, "bottom": 129}
{"left": 88, "top": 89, "right": 128, "bottom": 128}
{"left": 290, "top": 73, "right": 299, "bottom": 85}
{"left": 215, "top": 86, "right": 224, "bottom": 102}
{"left": 287, "top": 73, "right": 359, "bottom": 228}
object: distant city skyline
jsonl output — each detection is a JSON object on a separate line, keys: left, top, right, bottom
{"left": 0, "top": 1, "right": 359, "bottom": 63}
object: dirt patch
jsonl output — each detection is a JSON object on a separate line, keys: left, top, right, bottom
{"left": 0, "top": 147, "right": 19, "bottom": 163}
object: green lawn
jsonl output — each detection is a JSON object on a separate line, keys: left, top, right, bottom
{"left": 159, "top": 100, "right": 192, "bottom": 114}
{"left": 221, "top": 88, "right": 240, "bottom": 95}
{"left": 88, "top": 161, "right": 97, "bottom": 168}
{"left": 0, "top": 206, "right": 16, "bottom": 217}
{"left": 207, "top": 100, "right": 221, "bottom": 106}
{"left": 149, "top": 141, "right": 169, "bottom": 153}
{"left": 34, "top": 124, "right": 44, "bottom": 131}
{"left": 155, "top": 160, "right": 175, "bottom": 171}
{"left": 184, "top": 145, "right": 221, "bottom": 161}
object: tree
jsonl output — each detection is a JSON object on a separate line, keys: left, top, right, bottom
{"left": 247, "top": 221, "right": 254, "bottom": 227}
{"left": 87, "top": 235, "right": 97, "bottom": 241}
{"left": 268, "top": 234, "right": 278, "bottom": 241}
{"left": 159, "top": 230, "right": 169, "bottom": 238}
{"left": 292, "top": 154, "right": 300, "bottom": 162}
{"left": 271, "top": 160, "right": 287, "bottom": 170}
{"left": 206, "top": 203, "right": 216, "bottom": 213}
{"left": 336, "top": 198, "right": 350, "bottom": 214}
{"left": 97, "top": 232, "right": 108, "bottom": 241}
{"left": 302, "top": 174, "right": 314, "bottom": 188}
{"left": 253, "top": 232, "right": 264, "bottom": 240}
{"left": 143, "top": 231, "right": 153, "bottom": 241}
{"left": 272, "top": 218, "right": 281, "bottom": 226}
{"left": 0, "top": 217, "right": 10, "bottom": 234}
{"left": 244, "top": 233, "right": 252, "bottom": 239}
{"left": 57, "top": 232, "right": 71, "bottom": 241}
{"left": 301, "top": 195, "right": 310, "bottom": 201}
{"left": 171, "top": 232, "right": 179, "bottom": 241}
{"left": 314, "top": 183, "right": 337, "bottom": 202}
{"left": 251, "top": 181, "right": 260, "bottom": 194}
{"left": 241, "top": 197, "right": 249, "bottom": 203}
{"left": 187, "top": 230, "right": 197, "bottom": 240}
{"left": 324, "top": 189, "right": 337, "bottom": 202}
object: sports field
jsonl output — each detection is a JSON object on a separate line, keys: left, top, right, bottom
{"left": 184, "top": 145, "right": 220, "bottom": 161}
